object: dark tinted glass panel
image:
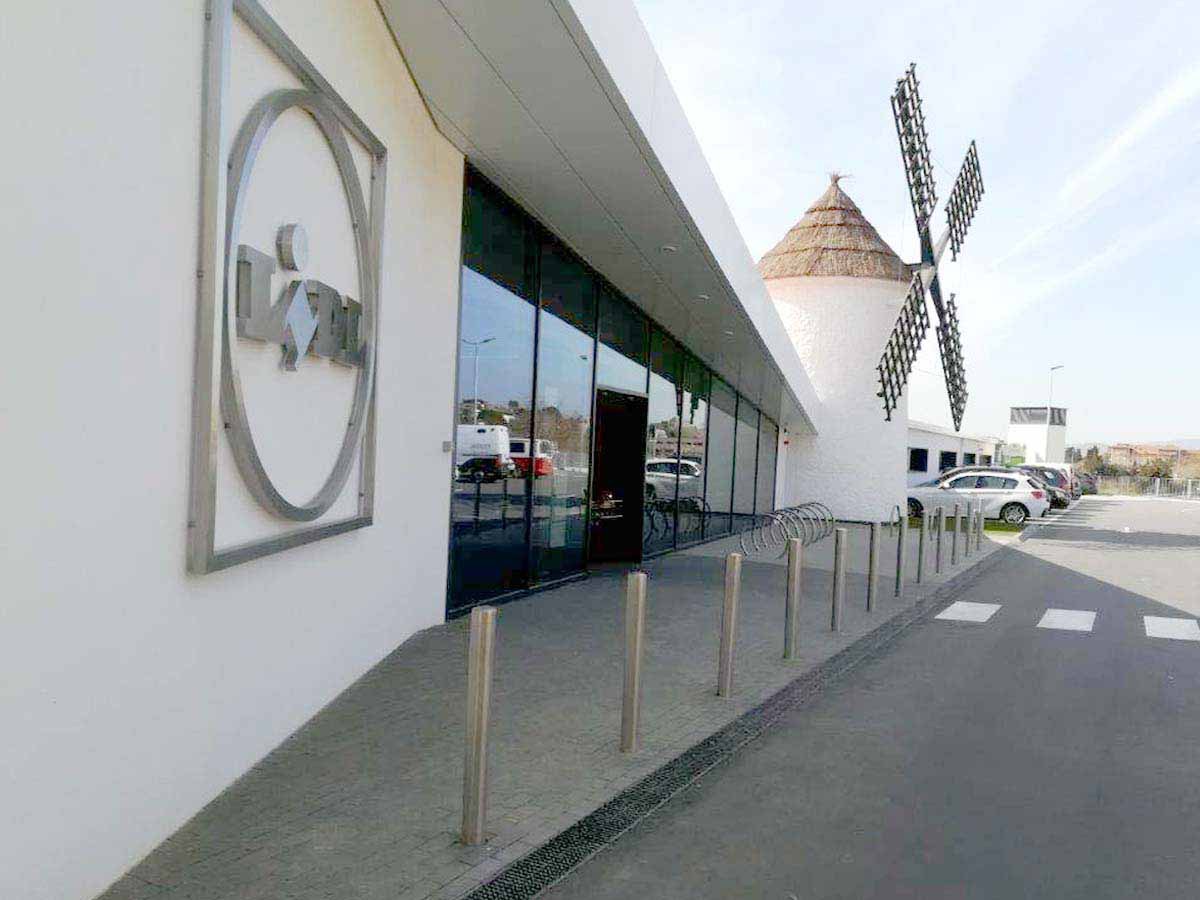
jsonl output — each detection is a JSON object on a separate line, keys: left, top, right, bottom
{"left": 949, "top": 476, "right": 979, "bottom": 488}
{"left": 963, "top": 452, "right": 977, "bottom": 465}
{"left": 705, "top": 378, "right": 736, "bottom": 537}
{"left": 450, "top": 258, "right": 535, "bottom": 609}
{"left": 677, "top": 356, "right": 710, "bottom": 545}
{"left": 909, "top": 448, "right": 929, "bottom": 472}
{"left": 596, "top": 286, "right": 648, "bottom": 394}
{"left": 732, "top": 398, "right": 760, "bottom": 528}
{"left": 644, "top": 329, "right": 682, "bottom": 554}
{"left": 462, "top": 173, "right": 531, "bottom": 301}
{"left": 755, "top": 416, "right": 778, "bottom": 515}
{"left": 980, "top": 454, "right": 993, "bottom": 465}
{"left": 531, "top": 243, "right": 596, "bottom": 581}
{"left": 939, "top": 451, "right": 958, "bottom": 471}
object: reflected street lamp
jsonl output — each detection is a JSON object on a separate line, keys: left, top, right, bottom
{"left": 462, "top": 337, "right": 495, "bottom": 423}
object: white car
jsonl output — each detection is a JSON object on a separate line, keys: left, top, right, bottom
{"left": 908, "top": 469, "right": 1050, "bottom": 525}
{"left": 645, "top": 458, "right": 702, "bottom": 502}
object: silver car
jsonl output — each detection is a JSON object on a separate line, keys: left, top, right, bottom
{"left": 908, "top": 469, "right": 1051, "bottom": 525}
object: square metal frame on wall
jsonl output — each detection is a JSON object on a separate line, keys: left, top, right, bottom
{"left": 188, "top": 0, "right": 387, "bottom": 574}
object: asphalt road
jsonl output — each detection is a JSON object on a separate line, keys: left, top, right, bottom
{"left": 546, "top": 498, "right": 1200, "bottom": 900}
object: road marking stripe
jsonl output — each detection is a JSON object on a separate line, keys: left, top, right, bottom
{"left": 935, "top": 601, "right": 1001, "bottom": 623}
{"left": 1144, "top": 616, "right": 1200, "bottom": 642}
{"left": 1037, "top": 609, "right": 1096, "bottom": 632}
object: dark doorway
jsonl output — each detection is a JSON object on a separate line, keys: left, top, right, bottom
{"left": 589, "top": 388, "right": 649, "bottom": 563}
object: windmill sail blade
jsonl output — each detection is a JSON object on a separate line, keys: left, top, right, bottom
{"left": 891, "top": 64, "right": 937, "bottom": 233}
{"left": 946, "top": 141, "right": 984, "bottom": 261}
{"left": 877, "top": 272, "right": 931, "bottom": 421}
{"left": 935, "top": 293, "right": 968, "bottom": 430}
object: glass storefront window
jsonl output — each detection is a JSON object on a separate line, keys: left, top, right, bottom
{"left": 531, "top": 243, "right": 597, "bottom": 581}
{"left": 596, "top": 286, "right": 648, "bottom": 394}
{"left": 451, "top": 168, "right": 790, "bottom": 612}
{"left": 704, "top": 377, "right": 736, "bottom": 537}
{"left": 450, "top": 177, "right": 536, "bottom": 609}
{"left": 732, "top": 397, "right": 760, "bottom": 529}
{"left": 677, "top": 356, "right": 709, "bottom": 545}
{"left": 644, "top": 328, "right": 682, "bottom": 554}
{"left": 755, "top": 416, "right": 778, "bottom": 515}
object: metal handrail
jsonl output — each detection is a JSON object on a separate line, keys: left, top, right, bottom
{"left": 738, "top": 501, "right": 836, "bottom": 557}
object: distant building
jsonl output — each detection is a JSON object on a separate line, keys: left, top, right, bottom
{"left": 907, "top": 421, "right": 1002, "bottom": 485}
{"left": 1007, "top": 407, "right": 1067, "bottom": 464}
{"left": 1106, "top": 443, "right": 1192, "bottom": 469}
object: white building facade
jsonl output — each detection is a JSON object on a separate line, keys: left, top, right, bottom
{"left": 2, "top": 3, "right": 827, "bottom": 899}
{"left": 1006, "top": 407, "right": 1068, "bottom": 464}
{"left": 907, "top": 421, "right": 1003, "bottom": 485}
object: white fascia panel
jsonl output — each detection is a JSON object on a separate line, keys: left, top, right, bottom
{"left": 379, "top": 0, "right": 822, "bottom": 435}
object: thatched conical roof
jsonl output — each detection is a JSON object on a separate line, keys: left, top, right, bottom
{"left": 758, "top": 175, "right": 910, "bottom": 282}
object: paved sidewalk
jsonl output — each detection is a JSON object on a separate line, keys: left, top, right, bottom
{"left": 100, "top": 523, "right": 1015, "bottom": 900}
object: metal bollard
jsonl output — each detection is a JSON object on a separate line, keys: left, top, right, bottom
{"left": 977, "top": 505, "right": 985, "bottom": 549}
{"left": 935, "top": 508, "right": 944, "bottom": 575}
{"left": 916, "top": 511, "right": 928, "bottom": 584}
{"left": 461, "top": 606, "right": 497, "bottom": 845}
{"left": 620, "top": 572, "right": 647, "bottom": 753}
{"left": 784, "top": 538, "right": 803, "bottom": 660}
{"left": 717, "top": 553, "right": 742, "bottom": 697}
{"left": 963, "top": 506, "right": 973, "bottom": 559}
{"left": 951, "top": 503, "right": 960, "bottom": 566}
{"left": 866, "top": 522, "right": 880, "bottom": 612}
{"left": 831, "top": 527, "right": 847, "bottom": 631}
{"left": 894, "top": 513, "right": 908, "bottom": 598}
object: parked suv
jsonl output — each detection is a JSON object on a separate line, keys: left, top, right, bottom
{"left": 1018, "top": 465, "right": 1072, "bottom": 508}
{"left": 908, "top": 467, "right": 1051, "bottom": 525}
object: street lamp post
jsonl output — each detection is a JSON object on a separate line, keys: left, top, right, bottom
{"left": 1047, "top": 364, "right": 1063, "bottom": 463}
{"left": 462, "top": 337, "right": 495, "bottom": 423}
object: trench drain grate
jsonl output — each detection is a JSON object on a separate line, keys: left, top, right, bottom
{"left": 462, "top": 561, "right": 987, "bottom": 900}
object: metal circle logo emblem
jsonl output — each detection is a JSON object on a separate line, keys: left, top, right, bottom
{"left": 221, "top": 89, "right": 376, "bottom": 522}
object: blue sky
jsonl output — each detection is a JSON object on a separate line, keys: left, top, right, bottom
{"left": 633, "top": 0, "right": 1200, "bottom": 445}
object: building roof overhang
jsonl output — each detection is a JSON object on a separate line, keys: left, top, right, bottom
{"left": 377, "top": 0, "right": 822, "bottom": 435}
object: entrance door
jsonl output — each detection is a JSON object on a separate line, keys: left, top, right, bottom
{"left": 589, "top": 388, "right": 649, "bottom": 563}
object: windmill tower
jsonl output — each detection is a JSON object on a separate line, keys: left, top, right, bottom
{"left": 878, "top": 64, "right": 986, "bottom": 432}
{"left": 762, "top": 65, "right": 986, "bottom": 522}
{"left": 760, "top": 175, "right": 913, "bottom": 522}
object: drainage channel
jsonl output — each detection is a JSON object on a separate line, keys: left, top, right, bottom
{"left": 464, "top": 544, "right": 1008, "bottom": 899}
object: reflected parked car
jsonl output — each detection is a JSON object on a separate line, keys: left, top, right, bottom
{"left": 645, "top": 458, "right": 702, "bottom": 502}
{"left": 908, "top": 468, "right": 1050, "bottom": 525}
{"left": 510, "top": 438, "right": 555, "bottom": 478}
{"left": 1078, "top": 472, "right": 1097, "bottom": 495}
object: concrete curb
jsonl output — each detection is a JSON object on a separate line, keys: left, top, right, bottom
{"left": 464, "top": 541, "right": 1018, "bottom": 899}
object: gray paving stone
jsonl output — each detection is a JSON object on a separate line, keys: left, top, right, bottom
{"left": 95, "top": 529, "right": 1011, "bottom": 900}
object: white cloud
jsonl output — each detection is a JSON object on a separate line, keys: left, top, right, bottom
{"left": 999, "top": 60, "right": 1200, "bottom": 263}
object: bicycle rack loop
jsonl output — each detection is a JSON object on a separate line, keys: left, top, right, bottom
{"left": 737, "top": 501, "right": 836, "bottom": 558}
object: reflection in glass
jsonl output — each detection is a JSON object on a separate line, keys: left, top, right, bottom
{"left": 644, "top": 329, "right": 682, "bottom": 554}
{"left": 449, "top": 267, "right": 535, "bottom": 609}
{"left": 755, "top": 417, "right": 778, "bottom": 515}
{"left": 705, "top": 378, "right": 736, "bottom": 537}
{"left": 732, "top": 397, "right": 760, "bottom": 530}
{"left": 596, "top": 286, "right": 648, "bottom": 394}
{"left": 677, "top": 356, "right": 709, "bottom": 545}
{"left": 531, "top": 243, "right": 596, "bottom": 581}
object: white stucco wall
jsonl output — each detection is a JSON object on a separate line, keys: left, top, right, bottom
{"left": 1007, "top": 422, "right": 1067, "bottom": 464}
{"left": 768, "top": 276, "right": 909, "bottom": 521}
{"left": 906, "top": 424, "right": 1002, "bottom": 485}
{"left": 0, "top": 4, "right": 463, "bottom": 900}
